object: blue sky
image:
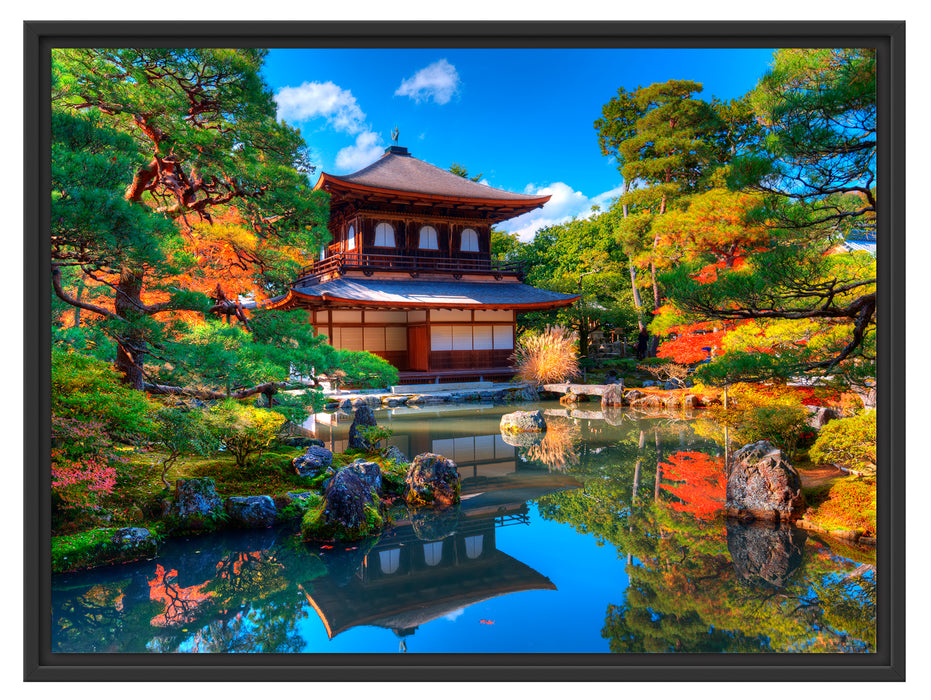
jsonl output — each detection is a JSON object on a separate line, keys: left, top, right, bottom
{"left": 262, "top": 48, "right": 776, "bottom": 241}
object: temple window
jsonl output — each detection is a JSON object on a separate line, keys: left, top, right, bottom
{"left": 460, "top": 228, "right": 479, "bottom": 252}
{"left": 378, "top": 548, "right": 401, "bottom": 575}
{"left": 419, "top": 225, "right": 439, "bottom": 250}
{"left": 374, "top": 222, "right": 396, "bottom": 247}
{"left": 464, "top": 535, "right": 484, "bottom": 559}
{"left": 423, "top": 541, "right": 443, "bottom": 566}
{"left": 347, "top": 224, "right": 356, "bottom": 251}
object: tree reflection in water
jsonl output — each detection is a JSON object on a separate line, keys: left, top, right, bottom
{"left": 535, "top": 418, "right": 876, "bottom": 653}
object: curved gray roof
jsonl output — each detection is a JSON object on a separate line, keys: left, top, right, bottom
{"left": 291, "top": 277, "right": 579, "bottom": 309}
{"left": 317, "top": 148, "right": 547, "bottom": 202}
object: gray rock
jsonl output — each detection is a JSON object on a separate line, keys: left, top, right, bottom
{"left": 725, "top": 441, "right": 806, "bottom": 523}
{"left": 163, "top": 478, "right": 223, "bottom": 531}
{"left": 347, "top": 459, "right": 383, "bottom": 494}
{"left": 110, "top": 527, "right": 154, "bottom": 549}
{"left": 601, "top": 383, "right": 625, "bottom": 407}
{"left": 225, "top": 496, "right": 278, "bottom": 528}
{"left": 500, "top": 410, "right": 547, "bottom": 434}
{"left": 293, "top": 445, "right": 334, "bottom": 477}
{"left": 664, "top": 381, "right": 679, "bottom": 390}
{"left": 812, "top": 406, "right": 839, "bottom": 428}
{"left": 682, "top": 394, "right": 701, "bottom": 408}
{"left": 348, "top": 405, "right": 378, "bottom": 450}
{"left": 383, "top": 445, "right": 409, "bottom": 466}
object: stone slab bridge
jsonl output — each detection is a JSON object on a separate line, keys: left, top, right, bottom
{"left": 541, "top": 383, "right": 624, "bottom": 407}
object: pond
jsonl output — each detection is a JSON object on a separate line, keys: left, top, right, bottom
{"left": 51, "top": 401, "right": 876, "bottom": 654}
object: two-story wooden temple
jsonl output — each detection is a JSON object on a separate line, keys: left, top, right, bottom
{"left": 269, "top": 145, "right": 579, "bottom": 384}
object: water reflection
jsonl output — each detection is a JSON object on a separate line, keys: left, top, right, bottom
{"left": 52, "top": 402, "right": 875, "bottom": 653}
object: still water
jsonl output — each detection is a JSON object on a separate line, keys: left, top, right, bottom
{"left": 51, "top": 401, "right": 876, "bottom": 654}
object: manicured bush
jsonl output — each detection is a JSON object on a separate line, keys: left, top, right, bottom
{"left": 714, "top": 385, "right": 810, "bottom": 459}
{"left": 810, "top": 410, "right": 876, "bottom": 475}
{"left": 512, "top": 325, "right": 580, "bottom": 385}
{"left": 203, "top": 400, "right": 286, "bottom": 467}
{"left": 804, "top": 477, "right": 876, "bottom": 535}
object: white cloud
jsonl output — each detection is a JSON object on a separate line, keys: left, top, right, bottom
{"left": 500, "top": 181, "right": 625, "bottom": 242}
{"left": 442, "top": 608, "right": 465, "bottom": 622}
{"left": 335, "top": 131, "right": 384, "bottom": 172}
{"left": 275, "top": 81, "right": 367, "bottom": 134}
{"left": 395, "top": 59, "right": 461, "bottom": 105}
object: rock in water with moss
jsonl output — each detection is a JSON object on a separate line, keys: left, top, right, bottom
{"left": 225, "top": 496, "right": 278, "bottom": 528}
{"left": 301, "top": 467, "right": 384, "bottom": 542}
{"left": 725, "top": 441, "right": 806, "bottom": 523}
{"left": 499, "top": 410, "right": 547, "bottom": 434}
{"left": 293, "top": 445, "right": 333, "bottom": 478}
{"left": 404, "top": 453, "right": 461, "bottom": 508}
{"left": 348, "top": 405, "right": 378, "bottom": 450}
{"left": 162, "top": 477, "right": 224, "bottom": 532}
{"left": 52, "top": 527, "right": 158, "bottom": 574}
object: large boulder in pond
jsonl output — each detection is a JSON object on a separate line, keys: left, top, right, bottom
{"left": 726, "top": 519, "right": 807, "bottom": 588}
{"left": 601, "top": 383, "right": 625, "bottom": 407}
{"left": 405, "top": 452, "right": 461, "bottom": 508}
{"left": 163, "top": 478, "right": 223, "bottom": 531}
{"left": 293, "top": 445, "right": 333, "bottom": 478}
{"left": 725, "top": 441, "right": 806, "bottom": 523}
{"left": 348, "top": 405, "right": 378, "bottom": 450}
{"left": 500, "top": 410, "right": 546, "bottom": 434}
{"left": 225, "top": 496, "right": 278, "bottom": 528}
{"left": 301, "top": 467, "right": 384, "bottom": 542}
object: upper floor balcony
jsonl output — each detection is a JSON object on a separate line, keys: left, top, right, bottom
{"left": 294, "top": 252, "right": 526, "bottom": 287}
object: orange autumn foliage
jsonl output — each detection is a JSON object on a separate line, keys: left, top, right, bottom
{"left": 659, "top": 451, "right": 727, "bottom": 521}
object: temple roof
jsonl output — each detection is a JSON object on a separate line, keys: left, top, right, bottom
{"left": 314, "top": 147, "right": 551, "bottom": 208}
{"left": 279, "top": 277, "right": 579, "bottom": 310}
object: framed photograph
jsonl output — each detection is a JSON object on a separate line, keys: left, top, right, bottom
{"left": 25, "top": 21, "right": 904, "bottom": 681}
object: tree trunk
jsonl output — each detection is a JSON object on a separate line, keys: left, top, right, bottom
{"left": 114, "top": 266, "right": 146, "bottom": 390}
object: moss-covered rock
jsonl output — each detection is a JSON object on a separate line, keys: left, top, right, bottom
{"left": 52, "top": 527, "right": 158, "bottom": 574}
{"left": 404, "top": 452, "right": 461, "bottom": 508}
{"left": 162, "top": 477, "right": 225, "bottom": 533}
{"left": 301, "top": 467, "right": 385, "bottom": 542}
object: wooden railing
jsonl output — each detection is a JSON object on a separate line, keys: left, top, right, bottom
{"left": 294, "top": 252, "right": 525, "bottom": 286}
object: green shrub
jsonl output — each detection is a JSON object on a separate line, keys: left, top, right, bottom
{"left": 715, "top": 388, "right": 810, "bottom": 459}
{"left": 810, "top": 410, "right": 876, "bottom": 475}
{"left": 203, "top": 400, "right": 286, "bottom": 467}
{"left": 52, "top": 349, "right": 159, "bottom": 441}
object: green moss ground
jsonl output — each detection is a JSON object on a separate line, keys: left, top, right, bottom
{"left": 52, "top": 527, "right": 158, "bottom": 574}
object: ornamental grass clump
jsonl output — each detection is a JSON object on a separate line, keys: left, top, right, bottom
{"left": 512, "top": 325, "right": 580, "bottom": 386}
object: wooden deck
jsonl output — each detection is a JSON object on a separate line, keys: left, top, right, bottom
{"left": 396, "top": 367, "right": 516, "bottom": 385}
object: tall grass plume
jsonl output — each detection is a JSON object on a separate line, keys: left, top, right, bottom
{"left": 512, "top": 325, "right": 580, "bottom": 385}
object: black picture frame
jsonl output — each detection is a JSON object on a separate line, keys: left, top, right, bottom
{"left": 24, "top": 20, "right": 905, "bottom": 682}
